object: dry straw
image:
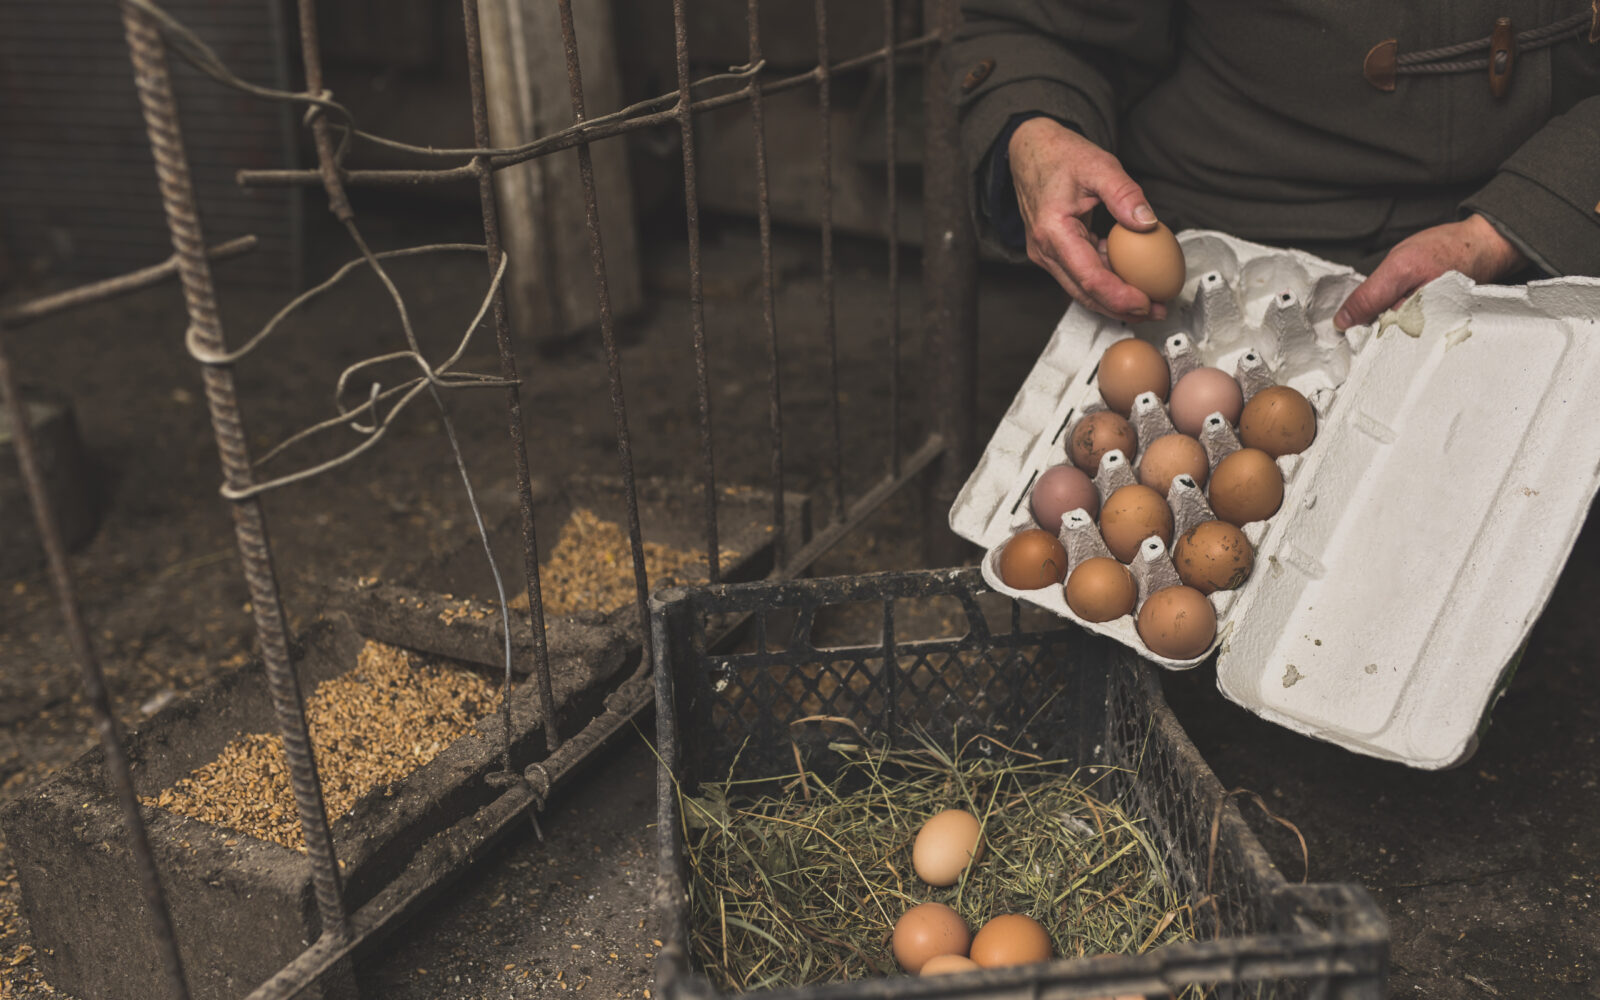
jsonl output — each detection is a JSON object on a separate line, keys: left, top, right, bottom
{"left": 677, "top": 723, "right": 1197, "bottom": 992}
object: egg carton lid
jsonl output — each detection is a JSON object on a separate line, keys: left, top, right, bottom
{"left": 950, "top": 229, "right": 1600, "bottom": 769}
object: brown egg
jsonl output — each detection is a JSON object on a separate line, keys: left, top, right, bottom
{"left": 893, "top": 902, "right": 970, "bottom": 974}
{"left": 969, "top": 914, "right": 1053, "bottom": 968}
{"left": 997, "top": 529, "right": 1068, "bottom": 590}
{"left": 1069, "top": 411, "right": 1138, "bottom": 475}
{"left": 1030, "top": 464, "right": 1100, "bottom": 532}
{"left": 1137, "top": 433, "right": 1209, "bottom": 496}
{"left": 1136, "top": 585, "right": 1217, "bottom": 660}
{"left": 1239, "top": 385, "right": 1317, "bottom": 457}
{"left": 920, "top": 955, "right": 981, "bottom": 977}
{"left": 1173, "top": 520, "right": 1254, "bottom": 594}
{"left": 1168, "top": 367, "right": 1244, "bottom": 437}
{"left": 1098, "top": 484, "right": 1173, "bottom": 564}
{"left": 1096, "top": 338, "right": 1171, "bottom": 414}
{"left": 1208, "top": 448, "right": 1284, "bottom": 526}
{"left": 913, "top": 809, "right": 984, "bottom": 886}
{"left": 1065, "top": 557, "right": 1138, "bottom": 622}
{"left": 1106, "top": 222, "right": 1186, "bottom": 302}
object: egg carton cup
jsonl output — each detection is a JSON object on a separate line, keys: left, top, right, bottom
{"left": 952, "top": 229, "right": 1600, "bottom": 769}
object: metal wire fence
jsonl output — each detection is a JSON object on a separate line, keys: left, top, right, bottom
{"left": 0, "top": 0, "right": 979, "bottom": 996}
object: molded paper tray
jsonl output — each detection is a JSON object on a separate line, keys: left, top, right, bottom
{"left": 951, "top": 230, "right": 1600, "bottom": 769}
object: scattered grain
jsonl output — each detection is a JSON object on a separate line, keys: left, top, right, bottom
{"left": 142, "top": 640, "right": 500, "bottom": 850}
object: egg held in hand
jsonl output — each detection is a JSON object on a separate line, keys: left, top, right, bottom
{"left": 1065, "top": 557, "right": 1138, "bottom": 622}
{"left": 1030, "top": 464, "right": 1100, "bottom": 532}
{"left": 893, "top": 902, "right": 971, "bottom": 974}
{"left": 1096, "top": 337, "right": 1171, "bottom": 414}
{"left": 997, "top": 529, "right": 1069, "bottom": 590}
{"left": 1208, "top": 448, "right": 1284, "bottom": 526}
{"left": 969, "top": 914, "right": 1053, "bottom": 968}
{"left": 1239, "top": 385, "right": 1316, "bottom": 457}
{"left": 1069, "top": 411, "right": 1138, "bottom": 476}
{"left": 1105, "top": 222, "right": 1186, "bottom": 302}
{"left": 1136, "top": 585, "right": 1217, "bottom": 660}
{"left": 1099, "top": 484, "right": 1173, "bottom": 563}
{"left": 912, "top": 809, "right": 984, "bottom": 886}
{"left": 1168, "top": 367, "right": 1244, "bottom": 437}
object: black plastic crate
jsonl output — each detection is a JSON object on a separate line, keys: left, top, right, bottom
{"left": 650, "top": 568, "right": 1387, "bottom": 999}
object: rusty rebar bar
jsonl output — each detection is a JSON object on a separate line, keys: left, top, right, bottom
{"left": 551, "top": 0, "right": 652, "bottom": 640}
{"left": 460, "top": 0, "right": 560, "bottom": 756}
{"left": 671, "top": 0, "right": 720, "bottom": 583}
{"left": 884, "top": 0, "right": 902, "bottom": 478}
{"left": 234, "top": 35, "right": 939, "bottom": 190}
{"left": 295, "top": 0, "right": 352, "bottom": 222}
{"left": 746, "top": 0, "right": 786, "bottom": 568}
{"left": 814, "top": 0, "right": 844, "bottom": 522}
{"left": 118, "top": 0, "right": 350, "bottom": 939}
{"left": 0, "top": 323, "right": 191, "bottom": 997}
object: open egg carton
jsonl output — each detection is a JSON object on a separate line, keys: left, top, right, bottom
{"left": 952, "top": 229, "right": 1600, "bottom": 769}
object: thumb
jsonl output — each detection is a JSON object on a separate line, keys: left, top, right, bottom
{"left": 1086, "top": 155, "right": 1158, "bottom": 233}
{"left": 1335, "top": 261, "right": 1409, "bottom": 332}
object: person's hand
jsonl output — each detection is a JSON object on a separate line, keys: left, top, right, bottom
{"left": 1334, "top": 214, "right": 1527, "bottom": 331}
{"left": 1008, "top": 117, "right": 1167, "bottom": 323}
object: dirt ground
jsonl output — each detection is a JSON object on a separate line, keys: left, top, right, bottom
{"left": 2, "top": 202, "right": 1596, "bottom": 999}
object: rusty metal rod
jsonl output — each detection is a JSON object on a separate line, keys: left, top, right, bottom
{"left": 118, "top": 0, "right": 350, "bottom": 939}
{"left": 884, "top": 0, "right": 901, "bottom": 479}
{"left": 551, "top": 0, "right": 652, "bottom": 642}
{"left": 919, "top": 0, "right": 979, "bottom": 565}
{"left": 746, "top": 0, "right": 786, "bottom": 569}
{"left": 672, "top": 0, "right": 720, "bottom": 584}
{"left": 294, "top": 0, "right": 352, "bottom": 222}
{"left": 815, "top": 0, "right": 844, "bottom": 522}
{"left": 460, "top": 0, "right": 560, "bottom": 757}
{"left": 235, "top": 34, "right": 939, "bottom": 190}
{"left": 1, "top": 236, "right": 256, "bottom": 327}
{"left": 0, "top": 322, "right": 191, "bottom": 997}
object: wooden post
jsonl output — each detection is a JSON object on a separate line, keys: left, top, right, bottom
{"left": 476, "top": 0, "right": 643, "bottom": 343}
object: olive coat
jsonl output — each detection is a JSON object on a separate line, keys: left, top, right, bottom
{"left": 952, "top": 1, "right": 1600, "bottom": 274}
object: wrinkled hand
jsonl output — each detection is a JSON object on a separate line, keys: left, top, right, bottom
{"left": 1008, "top": 117, "right": 1167, "bottom": 323}
{"left": 1334, "top": 214, "right": 1527, "bottom": 331}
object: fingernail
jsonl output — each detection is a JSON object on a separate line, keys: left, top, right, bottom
{"left": 1333, "top": 308, "right": 1352, "bottom": 331}
{"left": 1130, "top": 306, "right": 1149, "bottom": 318}
{"left": 1151, "top": 304, "right": 1167, "bottom": 320}
{"left": 1133, "top": 204, "right": 1156, "bottom": 226}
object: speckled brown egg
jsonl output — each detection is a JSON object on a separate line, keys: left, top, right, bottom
{"left": 969, "top": 914, "right": 1053, "bottom": 968}
{"left": 1065, "top": 557, "right": 1138, "bottom": 622}
{"left": 1096, "top": 338, "right": 1171, "bottom": 415}
{"left": 1069, "top": 411, "right": 1138, "bottom": 475}
{"left": 1106, "top": 222, "right": 1186, "bottom": 302}
{"left": 997, "top": 529, "right": 1068, "bottom": 590}
{"left": 1098, "top": 484, "right": 1173, "bottom": 563}
{"left": 1136, "top": 585, "right": 1217, "bottom": 660}
{"left": 893, "top": 902, "right": 971, "bottom": 974}
{"left": 1137, "top": 433, "right": 1209, "bottom": 497}
{"left": 1208, "top": 448, "right": 1284, "bottom": 526}
{"left": 1168, "top": 367, "right": 1244, "bottom": 437}
{"left": 1239, "top": 385, "right": 1317, "bottom": 457}
{"left": 1173, "top": 520, "right": 1254, "bottom": 594}
{"left": 1030, "top": 464, "right": 1101, "bottom": 532}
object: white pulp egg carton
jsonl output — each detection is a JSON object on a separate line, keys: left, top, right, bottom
{"left": 950, "top": 229, "right": 1600, "bottom": 769}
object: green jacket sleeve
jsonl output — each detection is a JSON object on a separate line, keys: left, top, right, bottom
{"left": 949, "top": 0, "right": 1177, "bottom": 253}
{"left": 1461, "top": 95, "right": 1600, "bottom": 278}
